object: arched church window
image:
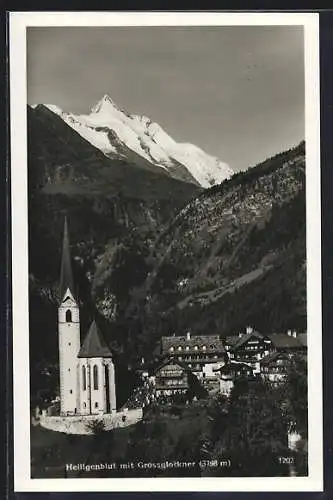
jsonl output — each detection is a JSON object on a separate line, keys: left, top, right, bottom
{"left": 82, "top": 366, "right": 86, "bottom": 391}
{"left": 93, "top": 365, "right": 99, "bottom": 390}
{"left": 66, "top": 309, "right": 72, "bottom": 322}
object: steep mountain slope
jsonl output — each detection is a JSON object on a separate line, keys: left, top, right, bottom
{"left": 28, "top": 103, "right": 201, "bottom": 404}
{"left": 31, "top": 95, "right": 233, "bottom": 188}
{"left": 28, "top": 103, "right": 200, "bottom": 281}
{"left": 97, "top": 142, "right": 306, "bottom": 359}
{"left": 28, "top": 97, "right": 306, "bottom": 404}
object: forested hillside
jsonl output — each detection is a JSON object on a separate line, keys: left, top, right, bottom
{"left": 28, "top": 106, "right": 306, "bottom": 403}
{"left": 101, "top": 142, "right": 306, "bottom": 360}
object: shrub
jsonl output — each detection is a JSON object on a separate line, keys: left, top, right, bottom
{"left": 86, "top": 418, "right": 106, "bottom": 435}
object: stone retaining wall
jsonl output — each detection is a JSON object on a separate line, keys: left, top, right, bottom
{"left": 39, "top": 408, "right": 143, "bottom": 435}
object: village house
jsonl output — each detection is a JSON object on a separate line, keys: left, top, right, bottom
{"left": 225, "top": 327, "right": 307, "bottom": 370}
{"left": 153, "top": 358, "right": 190, "bottom": 398}
{"left": 268, "top": 330, "right": 307, "bottom": 355}
{"left": 214, "top": 361, "right": 255, "bottom": 397}
{"left": 259, "top": 351, "right": 291, "bottom": 386}
{"left": 226, "top": 327, "right": 273, "bottom": 374}
{"left": 160, "top": 331, "right": 227, "bottom": 380}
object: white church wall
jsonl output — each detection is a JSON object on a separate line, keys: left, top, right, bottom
{"left": 88, "top": 357, "right": 105, "bottom": 414}
{"left": 77, "top": 357, "right": 117, "bottom": 415}
{"left": 58, "top": 289, "right": 81, "bottom": 416}
{"left": 105, "top": 358, "right": 117, "bottom": 411}
{"left": 78, "top": 358, "right": 90, "bottom": 415}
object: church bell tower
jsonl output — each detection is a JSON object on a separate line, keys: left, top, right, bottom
{"left": 58, "top": 217, "right": 81, "bottom": 415}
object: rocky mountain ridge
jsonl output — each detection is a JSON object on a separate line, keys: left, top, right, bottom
{"left": 31, "top": 94, "right": 233, "bottom": 188}
{"left": 27, "top": 98, "right": 306, "bottom": 399}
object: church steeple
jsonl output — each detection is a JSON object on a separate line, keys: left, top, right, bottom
{"left": 59, "top": 216, "right": 75, "bottom": 301}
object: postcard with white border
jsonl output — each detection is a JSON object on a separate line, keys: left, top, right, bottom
{"left": 10, "top": 11, "right": 323, "bottom": 492}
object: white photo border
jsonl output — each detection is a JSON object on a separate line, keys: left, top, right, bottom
{"left": 10, "top": 11, "right": 322, "bottom": 492}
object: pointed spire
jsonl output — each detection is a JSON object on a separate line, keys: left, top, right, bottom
{"left": 59, "top": 216, "right": 75, "bottom": 301}
{"left": 78, "top": 320, "right": 113, "bottom": 358}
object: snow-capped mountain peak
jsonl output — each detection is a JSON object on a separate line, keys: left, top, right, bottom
{"left": 90, "top": 94, "right": 122, "bottom": 115}
{"left": 32, "top": 96, "right": 233, "bottom": 188}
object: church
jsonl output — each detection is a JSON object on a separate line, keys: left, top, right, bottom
{"left": 58, "top": 217, "right": 117, "bottom": 416}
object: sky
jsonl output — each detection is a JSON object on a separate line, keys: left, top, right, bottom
{"left": 27, "top": 26, "right": 304, "bottom": 172}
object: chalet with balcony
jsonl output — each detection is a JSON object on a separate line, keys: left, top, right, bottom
{"left": 260, "top": 351, "right": 291, "bottom": 386}
{"left": 160, "top": 331, "right": 227, "bottom": 378}
{"left": 226, "top": 326, "right": 273, "bottom": 373}
{"left": 154, "top": 358, "right": 190, "bottom": 398}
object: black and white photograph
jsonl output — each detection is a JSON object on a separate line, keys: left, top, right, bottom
{"left": 10, "top": 12, "right": 322, "bottom": 492}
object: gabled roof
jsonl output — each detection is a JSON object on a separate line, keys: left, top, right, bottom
{"left": 260, "top": 351, "right": 290, "bottom": 365}
{"left": 225, "top": 336, "right": 239, "bottom": 347}
{"left": 59, "top": 216, "right": 75, "bottom": 302}
{"left": 154, "top": 356, "right": 192, "bottom": 375}
{"left": 218, "top": 360, "right": 254, "bottom": 373}
{"left": 161, "top": 334, "right": 224, "bottom": 353}
{"left": 60, "top": 288, "right": 76, "bottom": 305}
{"left": 231, "top": 330, "right": 267, "bottom": 351}
{"left": 268, "top": 333, "right": 305, "bottom": 349}
{"left": 78, "top": 320, "right": 113, "bottom": 358}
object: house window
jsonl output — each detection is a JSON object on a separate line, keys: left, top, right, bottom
{"left": 178, "top": 346, "right": 182, "bottom": 351}
{"left": 202, "top": 346, "right": 206, "bottom": 351}
{"left": 70, "top": 389, "right": 72, "bottom": 394}
{"left": 82, "top": 366, "right": 86, "bottom": 391}
{"left": 186, "top": 346, "right": 190, "bottom": 351}
{"left": 66, "top": 309, "right": 72, "bottom": 322}
{"left": 95, "top": 402, "right": 98, "bottom": 408}
{"left": 83, "top": 402, "right": 86, "bottom": 408}
{"left": 93, "top": 364, "right": 99, "bottom": 390}
{"left": 194, "top": 346, "right": 198, "bottom": 351}
{"left": 170, "top": 347, "right": 174, "bottom": 352}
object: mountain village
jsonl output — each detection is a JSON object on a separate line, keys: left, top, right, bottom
{"left": 34, "top": 215, "right": 306, "bottom": 457}
{"left": 28, "top": 93, "right": 308, "bottom": 477}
